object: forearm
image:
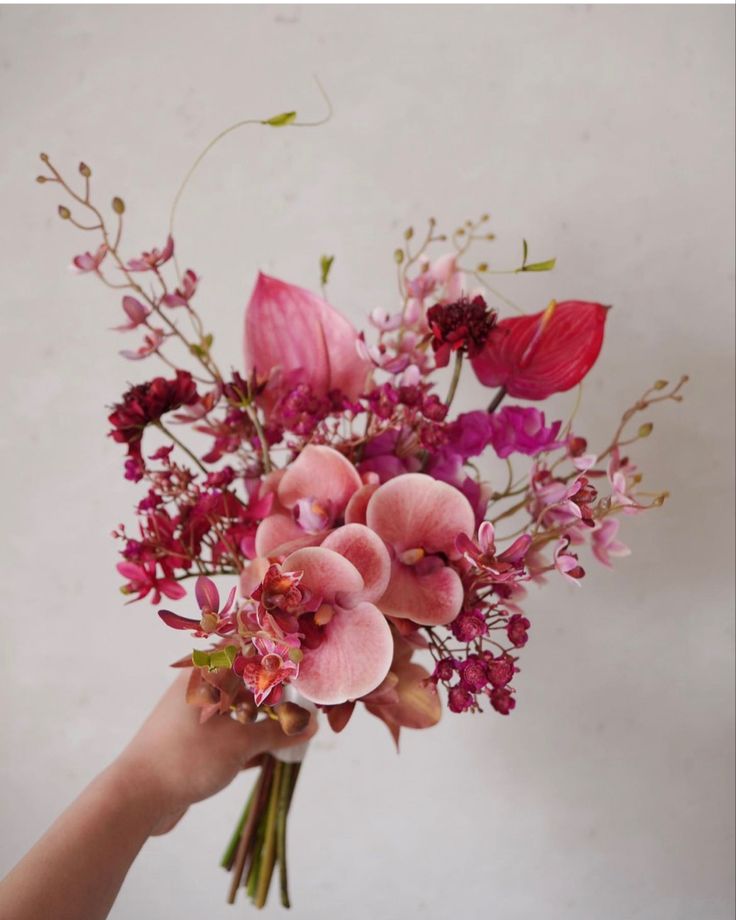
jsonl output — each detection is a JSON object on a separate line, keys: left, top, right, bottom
{"left": 0, "top": 761, "right": 159, "bottom": 920}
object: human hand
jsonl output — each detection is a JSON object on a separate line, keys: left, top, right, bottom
{"left": 110, "top": 670, "right": 317, "bottom": 835}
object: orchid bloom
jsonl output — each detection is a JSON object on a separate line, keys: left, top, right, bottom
{"left": 113, "top": 295, "right": 150, "bottom": 331}
{"left": 488, "top": 405, "right": 563, "bottom": 459}
{"left": 72, "top": 243, "right": 108, "bottom": 274}
{"left": 244, "top": 273, "right": 372, "bottom": 412}
{"left": 158, "top": 575, "right": 238, "bottom": 636}
{"left": 126, "top": 235, "right": 175, "bottom": 272}
{"left": 161, "top": 269, "right": 199, "bottom": 307}
{"left": 120, "top": 327, "right": 165, "bottom": 360}
{"left": 553, "top": 537, "right": 585, "bottom": 586}
{"left": 471, "top": 300, "right": 608, "bottom": 399}
{"left": 272, "top": 525, "right": 394, "bottom": 705}
{"left": 365, "top": 473, "right": 475, "bottom": 626}
{"left": 591, "top": 518, "right": 631, "bottom": 568}
{"left": 456, "top": 521, "right": 531, "bottom": 583}
{"left": 254, "top": 445, "right": 362, "bottom": 557}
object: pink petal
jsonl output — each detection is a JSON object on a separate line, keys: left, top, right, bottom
{"left": 295, "top": 601, "right": 393, "bottom": 705}
{"left": 366, "top": 473, "right": 475, "bottom": 558}
{"left": 344, "top": 482, "right": 380, "bottom": 525}
{"left": 278, "top": 445, "right": 361, "bottom": 514}
{"left": 158, "top": 610, "right": 200, "bottom": 631}
{"left": 195, "top": 575, "right": 219, "bottom": 612}
{"left": 281, "top": 546, "right": 364, "bottom": 606}
{"left": 322, "top": 524, "right": 391, "bottom": 605}
{"left": 254, "top": 512, "right": 306, "bottom": 558}
{"left": 244, "top": 273, "right": 371, "bottom": 409}
{"left": 378, "top": 561, "right": 464, "bottom": 626}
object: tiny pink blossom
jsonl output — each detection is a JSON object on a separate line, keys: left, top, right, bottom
{"left": 161, "top": 269, "right": 199, "bottom": 307}
{"left": 72, "top": 243, "right": 108, "bottom": 273}
{"left": 113, "top": 295, "right": 150, "bottom": 331}
{"left": 120, "top": 327, "right": 165, "bottom": 360}
{"left": 553, "top": 537, "right": 585, "bottom": 586}
{"left": 126, "top": 235, "right": 174, "bottom": 272}
{"left": 591, "top": 518, "right": 631, "bottom": 568}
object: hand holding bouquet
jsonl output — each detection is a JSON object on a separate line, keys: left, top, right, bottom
{"left": 37, "top": 132, "right": 685, "bottom": 909}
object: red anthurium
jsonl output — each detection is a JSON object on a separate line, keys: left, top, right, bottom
{"left": 471, "top": 300, "right": 609, "bottom": 400}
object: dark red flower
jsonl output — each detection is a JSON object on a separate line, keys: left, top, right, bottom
{"left": 109, "top": 370, "right": 198, "bottom": 461}
{"left": 507, "top": 613, "right": 531, "bottom": 648}
{"left": 448, "top": 685, "right": 474, "bottom": 713}
{"left": 427, "top": 295, "right": 497, "bottom": 367}
{"left": 471, "top": 301, "right": 608, "bottom": 399}
{"left": 489, "top": 687, "right": 516, "bottom": 715}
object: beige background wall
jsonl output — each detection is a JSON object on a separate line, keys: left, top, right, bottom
{"left": 1, "top": 5, "right": 734, "bottom": 919}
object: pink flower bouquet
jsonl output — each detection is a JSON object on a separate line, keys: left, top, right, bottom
{"left": 37, "top": 137, "right": 686, "bottom": 909}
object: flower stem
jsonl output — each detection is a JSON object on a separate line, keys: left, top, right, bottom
{"left": 487, "top": 386, "right": 506, "bottom": 414}
{"left": 254, "top": 759, "right": 283, "bottom": 908}
{"left": 155, "top": 421, "right": 207, "bottom": 473}
{"left": 276, "top": 762, "right": 293, "bottom": 908}
{"left": 445, "top": 351, "right": 464, "bottom": 408}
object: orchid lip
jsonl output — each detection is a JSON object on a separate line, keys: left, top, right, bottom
{"left": 398, "top": 547, "right": 426, "bottom": 566}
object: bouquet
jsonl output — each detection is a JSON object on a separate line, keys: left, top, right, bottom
{"left": 36, "top": 115, "right": 685, "bottom": 909}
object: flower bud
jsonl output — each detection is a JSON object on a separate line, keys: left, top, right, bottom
{"left": 654, "top": 379, "right": 668, "bottom": 390}
{"left": 79, "top": 161, "right": 91, "bottom": 178}
{"left": 58, "top": 205, "right": 71, "bottom": 220}
{"left": 393, "top": 248, "right": 404, "bottom": 264}
{"left": 36, "top": 175, "right": 47, "bottom": 184}
{"left": 112, "top": 196, "right": 125, "bottom": 215}
{"left": 638, "top": 422, "right": 653, "bottom": 437}
{"left": 274, "top": 701, "right": 311, "bottom": 736}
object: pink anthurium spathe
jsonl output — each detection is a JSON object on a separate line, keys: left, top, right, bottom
{"left": 244, "top": 273, "right": 371, "bottom": 411}
{"left": 254, "top": 445, "right": 362, "bottom": 557}
{"left": 281, "top": 532, "right": 394, "bottom": 705}
{"left": 471, "top": 300, "right": 608, "bottom": 399}
{"left": 365, "top": 473, "right": 475, "bottom": 626}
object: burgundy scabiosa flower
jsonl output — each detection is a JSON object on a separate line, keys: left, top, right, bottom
{"left": 427, "top": 294, "right": 497, "bottom": 367}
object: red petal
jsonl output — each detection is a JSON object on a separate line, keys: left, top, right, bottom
{"left": 158, "top": 609, "right": 200, "bottom": 631}
{"left": 471, "top": 301, "right": 608, "bottom": 399}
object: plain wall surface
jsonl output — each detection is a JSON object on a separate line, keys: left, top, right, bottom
{"left": 1, "top": 5, "right": 734, "bottom": 919}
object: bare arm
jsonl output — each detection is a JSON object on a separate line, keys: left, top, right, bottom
{"left": 0, "top": 672, "right": 316, "bottom": 920}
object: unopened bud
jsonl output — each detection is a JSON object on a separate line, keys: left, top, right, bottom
{"left": 112, "top": 196, "right": 125, "bottom": 214}
{"left": 39, "top": 152, "right": 49, "bottom": 162}
{"left": 58, "top": 205, "right": 71, "bottom": 220}
{"left": 79, "top": 162, "right": 91, "bottom": 178}
{"left": 274, "top": 701, "right": 311, "bottom": 736}
{"left": 393, "top": 248, "right": 404, "bottom": 265}
{"left": 485, "top": 233, "right": 496, "bottom": 240}
{"left": 477, "top": 262, "right": 489, "bottom": 272}
{"left": 404, "top": 226, "right": 414, "bottom": 241}
{"left": 638, "top": 422, "right": 653, "bottom": 437}
{"left": 36, "top": 175, "right": 47, "bottom": 184}
{"left": 653, "top": 379, "right": 668, "bottom": 390}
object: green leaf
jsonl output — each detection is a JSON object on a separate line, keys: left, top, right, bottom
{"left": 192, "top": 645, "right": 238, "bottom": 671}
{"left": 522, "top": 238, "right": 528, "bottom": 267}
{"left": 520, "top": 257, "right": 557, "bottom": 273}
{"left": 320, "top": 254, "right": 335, "bottom": 286}
{"left": 203, "top": 333, "right": 213, "bottom": 350}
{"left": 189, "top": 343, "right": 206, "bottom": 358}
{"left": 262, "top": 111, "right": 297, "bottom": 127}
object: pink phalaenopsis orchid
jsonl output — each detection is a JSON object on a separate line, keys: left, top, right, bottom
{"left": 364, "top": 473, "right": 475, "bottom": 625}
{"left": 254, "top": 445, "right": 362, "bottom": 558}
{"left": 120, "top": 327, "right": 165, "bottom": 360}
{"left": 244, "top": 273, "right": 372, "bottom": 411}
{"left": 553, "top": 537, "right": 585, "bottom": 586}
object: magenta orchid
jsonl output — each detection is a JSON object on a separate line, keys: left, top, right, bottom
{"left": 126, "top": 235, "right": 174, "bottom": 272}
{"left": 591, "top": 518, "right": 631, "bottom": 568}
{"left": 72, "top": 242, "right": 107, "bottom": 273}
{"left": 158, "top": 574, "right": 237, "bottom": 636}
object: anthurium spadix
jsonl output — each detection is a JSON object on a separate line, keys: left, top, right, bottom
{"left": 471, "top": 300, "right": 608, "bottom": 400}
{"left": 244, "top": 273, "right": 372, "bottom": 411}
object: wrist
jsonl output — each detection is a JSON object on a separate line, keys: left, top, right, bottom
{"left": 98, "top": 755, "right": 166, "bottom": 840}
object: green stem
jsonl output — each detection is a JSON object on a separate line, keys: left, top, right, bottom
{"left": 155, "top": 420, "right": 207, "bottom": 472}
{"left": 254, "top": 760, "right": 283, "bottom": 908}
{"left": 221, "top": 788, "right": 254, "bottom": 869}
{"left": 445, "top": 350, "right": 464, "bottom": 408}
{"left": 276, "top": 762, "right": 293, "bottom": 908}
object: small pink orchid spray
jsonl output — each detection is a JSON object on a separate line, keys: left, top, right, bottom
{"left": 37, "top": 139, "right": 686, "bottom": 910}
